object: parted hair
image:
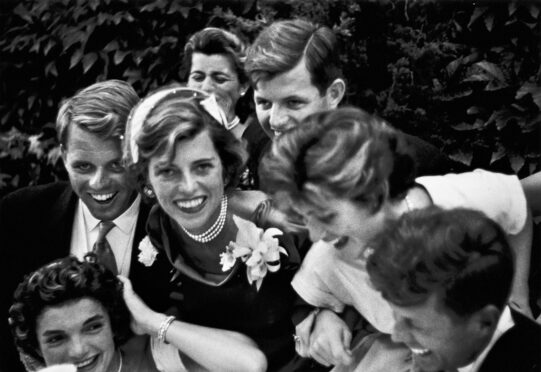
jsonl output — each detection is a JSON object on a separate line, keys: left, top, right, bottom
{"left": 184, "top": 27, "right": 248, "bottom": 85}
{"left": 245, "top": 19, "right": 342, "bottom": 94}
{"left": 56, "top": 79, "right": 139, "bottom": 147}
{"left": 259, "top": 106, "right": 415, "bottom": 218}
{"left": 9, "top": 256, "right": 131, "bottom": 364}
{"left": 125, "top": 87, "right": 247, "bottom": 193}
{"left": 366, "top": 207, "right": 514, "bottom": 316}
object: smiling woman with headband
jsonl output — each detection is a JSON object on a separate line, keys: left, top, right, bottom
{"left": 124, "top": 86, "right": 304, "bottom": 371}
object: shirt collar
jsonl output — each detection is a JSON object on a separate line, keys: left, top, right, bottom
{"left": 81, "top": 195, "right": 141, "bottom": 234}
{"left": 458, "top": 306, "right": 514, "bottom": 372}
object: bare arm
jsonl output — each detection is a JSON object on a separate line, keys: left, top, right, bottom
{"left": 507, "top": 210, "right": 533, "bottom": 318}
{"left": 119, "top": 276, "right": 267, "bottom": 372}
{"left": 521, "top": 172, "right": 541, "bottom": 218}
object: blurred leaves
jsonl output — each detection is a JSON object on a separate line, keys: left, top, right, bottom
{"left": 0, "top": 0, "right": 539, "bottom": 196}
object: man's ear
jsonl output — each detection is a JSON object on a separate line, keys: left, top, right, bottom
{"left": 473, "top": 304, "right": 500, "bottom": 336}
{"left": 325, "top": 78, "right": 346, "bottom": 109}
{"left": 60, "top": 144, "right": 67, "bottom": 163}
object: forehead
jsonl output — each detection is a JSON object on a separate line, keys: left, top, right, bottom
{"left": 64, "top": 125, "right": 121, "bottom": 156}
{"left": 152, "top": 130, "right": 220, "bottom": 165}
{"left": 36, "top": 298, "right": 107, "bottom": 334}
{"left": 190, "top": 52, "right": 236, "bottom": 74}
{"left": 391, "top": 293, "right": 451, "bottom": 323}
{"left": 254, "top": 59, "right": 321, "bottom": 100}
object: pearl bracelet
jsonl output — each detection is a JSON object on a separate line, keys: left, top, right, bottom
{"left": 157, "top": 315, "right": 175, "bottom": 343}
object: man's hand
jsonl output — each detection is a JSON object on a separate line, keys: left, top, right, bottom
{"left": 297, "top": 309, "right": 353, "bottom": 367}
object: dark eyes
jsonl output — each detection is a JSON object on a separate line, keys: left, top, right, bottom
{"left": 73, "top": 162, "right": 92, "bottom": 172}
{"left": 44, "top": 334, "right": 64, "bottom": 345}
{"left": 287, "top": 99, "right": 304, "bottom": 109}
{"left": 255, "top": 99, "right": 271, "bottom": 110}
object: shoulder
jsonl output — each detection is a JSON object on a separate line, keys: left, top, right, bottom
{"left": 1, "top": 182, "right": 71, "bottom": 205}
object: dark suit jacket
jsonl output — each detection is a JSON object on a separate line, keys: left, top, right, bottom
{"left": 0, "top": 182, "right": 172, "bottom": 372}
{"left": 478, "top": 309, "right": 541, "bottom": 372}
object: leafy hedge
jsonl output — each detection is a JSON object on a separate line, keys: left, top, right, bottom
{"left": 0, "top": 0, "right": 539, "bottom": 196}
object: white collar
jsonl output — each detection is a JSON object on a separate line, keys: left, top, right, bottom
{"left": 458, "top": 306, "right": 514, "bottom": 372}
{"left": 82, "top": 195, "right": 141, "bottom": 234}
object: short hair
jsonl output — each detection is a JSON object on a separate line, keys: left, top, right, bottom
{"left": 125, "top": 87, "right": 247, "bottom": 193}
{"left": 366, "top": 207, "right": 514, "bottom": 317}
{"left": 9, "top": 256, "right": 131, "bottom": 364}
{"left": 259, "top": 106, "right": 415, "bottom": 218}
{"left": 56, "top": 79, "right": 139, "bottom": 147}
{"left": 245, "top": 19, "right": 342, "bottom": 94}
{"left": 184, "top": 27, "right": 248, "bottom": 85}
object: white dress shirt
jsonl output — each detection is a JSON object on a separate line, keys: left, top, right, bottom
{"left": 70, "top": 195, "right": 141, "bottom": 276}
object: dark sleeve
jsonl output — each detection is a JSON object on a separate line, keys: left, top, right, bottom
{"left": 0, "top": 194, "right": 26, "bottom": 372}
{"left": 241, "top": 115, "right": 271, "bottom": 190}
{"left": 402, "top": 133, "right": 452, "bottom": 176}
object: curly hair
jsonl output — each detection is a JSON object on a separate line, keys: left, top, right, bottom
{"left": 259, "top": 106, "right": 415, "bottom": 218}
{"left": 9, "top": 257, "right": 131, "bottom": 363}
{"left": 184, "top": 27, "right": 248, "bottom": 85}
{"left": 56, "top": 79, "right": 139, "bottom": 147}
{"left": 245, "top": 19, "right": 343, "bottom": 94}
{"left": 366, "top": 207, "right": 514, "bottom": 317}
{"left": 124, "top": 87, "right": 247, "bottom": 195}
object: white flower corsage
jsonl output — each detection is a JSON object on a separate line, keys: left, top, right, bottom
{"left": 219, "top": 215, "right": 288, "bottom": 291}
{"left": 138, "top": 236, "right": 158, "bottom": 267}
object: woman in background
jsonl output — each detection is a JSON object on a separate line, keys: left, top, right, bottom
{"left": 184, "top": 27, "right": 268, "bottom": 189}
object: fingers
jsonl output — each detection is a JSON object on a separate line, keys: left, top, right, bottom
{"left": 309, "top": 333, "right": 351, "bottom": 366}
{"left": 295, "top": 311, "right": 316, "bottom": 357}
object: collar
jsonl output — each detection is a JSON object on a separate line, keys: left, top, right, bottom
{"left": 82, "top": 195, "right": 141, "bottom": 234}
{"left": 458, "top": 306, "right": 514, "bottom": 372}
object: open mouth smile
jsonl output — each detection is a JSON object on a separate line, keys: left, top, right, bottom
{"left": 410, "top": 347, "right": 431, "bottom": 356}
{"left": 175, "top": 196, "right": 206, "bottom": 213}
{"left": 74, "top": 354, "right": 99, "bottom": 370}
{"left": 90, "top": 192, "right": 116, "bottom": 203}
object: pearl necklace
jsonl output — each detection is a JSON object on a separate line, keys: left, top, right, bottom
{"left": 181, "top": 195, "right": 228, "bottom": 243}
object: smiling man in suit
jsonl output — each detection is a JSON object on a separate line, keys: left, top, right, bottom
{"left": 367, "top": 207, "right": 541, "bottom": 372}
{"left": 0, "top": 80, "right": 171, "bottom": 372}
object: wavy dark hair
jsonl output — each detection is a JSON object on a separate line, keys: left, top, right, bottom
{"left": 9, "top": 256, "right": 131, "bottom": 363}
{"left": 259, "top": 106, "right": 416, "bottom": 218}
{"left": 366, "top": 207, "right": 514, "bottom": 316}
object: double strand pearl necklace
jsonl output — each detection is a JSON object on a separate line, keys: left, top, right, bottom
{"left": 180, "top": 195, "right": 228, "bottom": 243}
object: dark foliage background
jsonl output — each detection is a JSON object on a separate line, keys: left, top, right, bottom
{"left": 0, "top": 0, "right": 539, "bottom": 196}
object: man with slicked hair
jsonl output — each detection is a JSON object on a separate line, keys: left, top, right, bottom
{"left": 0, "top": 80, "right": 171, "bottom": 372}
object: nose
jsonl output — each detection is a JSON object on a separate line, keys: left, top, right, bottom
{"left": 179, "top": 173, "right": 197, "bottom": 194}
{"left": 201, "top": 77, "right": 216, "bottom": 94}
{"left": 67, "top": 335, "right": 88, "bottom": 359}
{"left": 269, "top": 105, "right": 289, "bottom": 130}
{"left": 391, "top": 318, "right": 412, "bottom": 345}
{"left": 89, "top": 168, "right": 110, "bottom": 189}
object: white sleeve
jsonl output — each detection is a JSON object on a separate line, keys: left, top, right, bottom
{"left": 291, "top": 241, "right": 345, "bottom": 313}
{"left": 417, "top": 169, "right": 527, "bottom": 235}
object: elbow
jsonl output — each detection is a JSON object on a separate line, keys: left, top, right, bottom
{"left": 240, "top": 350, "right": 267, "bottom": 372}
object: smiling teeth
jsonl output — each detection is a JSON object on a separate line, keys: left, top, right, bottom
{"left": 75, "top": 356, "right": 96, "bottom": 368}
{"left": 92, "top": 193, "right": 114, "bottom": 201}
{"left": 176, "top": 197, "right": 204, "bottom": 209}
{"left": 411, "top": 347, "right": 431, "bottom": 356}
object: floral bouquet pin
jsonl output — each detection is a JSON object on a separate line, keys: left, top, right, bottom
{"left": 220, "top": 215, "right": 288, "bottom": 291}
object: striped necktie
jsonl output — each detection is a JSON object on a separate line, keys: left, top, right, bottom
{"left": 93, "top": 221, "right": 118, "bottom": 275}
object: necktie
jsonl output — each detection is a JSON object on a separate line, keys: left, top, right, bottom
{"left": 93, "top": 221, "right": 118, "bottom": 275}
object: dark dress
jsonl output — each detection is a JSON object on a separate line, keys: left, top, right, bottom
{"left": 146, "top": 201, "right": 302, "bottom": 371}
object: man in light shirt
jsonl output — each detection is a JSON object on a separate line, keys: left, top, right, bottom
{"left": 0, "top": 80, "right": 171, "bottom": 372}
{"left": 366, "top": 207, "right": 541, "bottom": 372}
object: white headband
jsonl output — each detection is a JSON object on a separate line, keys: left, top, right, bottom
{"left": 127, "top": 87, "right": 231, "bottom": 163}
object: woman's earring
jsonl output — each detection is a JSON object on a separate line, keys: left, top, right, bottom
{"left": 143, "top": 185, "right": 155, "bottom": 198}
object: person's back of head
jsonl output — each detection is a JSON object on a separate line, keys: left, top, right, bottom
{"left": 56, "top": 79, "right": 139, "bottom": 147}
{"left": 246, "top": 19, "right": 342, "bottom": 95}
{"left": 367, "top": 206, "right": 514, "bottom": 316}
{"left": 259, "top": 106, "right": 415, "bottom": 218}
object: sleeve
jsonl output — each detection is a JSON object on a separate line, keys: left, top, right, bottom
{"left": 417, "top": 169, "right": 528, "bottom": 235}
{"left": 291, "top": 241, "right": 346, "bottom": 313}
